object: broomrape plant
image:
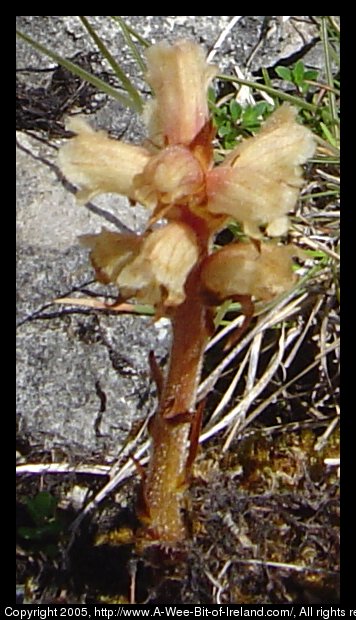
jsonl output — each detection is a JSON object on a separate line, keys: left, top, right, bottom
{"left": 58, "top": 40, "right": 315, "bottom": 546}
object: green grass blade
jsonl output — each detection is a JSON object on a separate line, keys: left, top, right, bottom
{"left": 110, "top": 18, "right": 151, "bottom": 48}
{"left": 327, "top": 16, "right": 340, "bottom": 36}
{"left": 111, "top": 16, "right": 147, "bottom": 74}
{"left": 313, "top": 134, "right": 340, "bottom": 157}
{"left": 300, "top": 190, "right": 339, "bottom": 200}
{"left": 261, "top": 67, "right": 272, "bottom": 89}
{"left": 319, "top": 121, "right": 339, "bottom": 148}
{"left": 16, "top": 29, "right": 139, "bottom": 112}
{"left": 125, "top": 23, "right": 151, "bottom": 48}
{"left": 78, "top": 16, "right": 143, "bottom": 112}
{"left": 217, "top": 73, "right": 319, "bottom": 113}
{"left": 320, "top": 17, "right": 339, "bottom": 143}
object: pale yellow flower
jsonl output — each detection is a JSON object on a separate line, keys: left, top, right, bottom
{"left": 144, "top": 40, "right": 217, "bottom": 146}
{"left": 206, "top": 104, "right": 315, "bottom": 237}
{"left": 115, "top": 222, "right": 199, "bottom": 306}
{"left": 80, "top": 228, "right": 142, "bottom": 284}
{"left": 58, "top": 117, "right": 151, "bottom": 203}
{"left": 200, "top": 241, "right": 299, "bottom": 301}
{"left": 82, "top": 222, "right": 199, "bottom": 307}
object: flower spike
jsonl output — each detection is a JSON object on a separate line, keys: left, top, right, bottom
{"left": 58, "top": 40, "right": 315, "bottom": 547}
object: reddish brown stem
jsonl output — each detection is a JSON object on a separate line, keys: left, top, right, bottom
{"left": 161, "top": 269, "right": 211, "bottom": 419}
{"left": 137, "top": 265, "right": 212, "bottom": 545}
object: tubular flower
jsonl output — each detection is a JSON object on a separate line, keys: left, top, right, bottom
{"left": 58, "top": 117, "right": 151, "bottom": 204}
{"left": 116, "top": 222, "right": 199, "bottom": 306}
{"left": 144, "top": 40, "right": 217, "bottom": 147}
{"left": 206, "top": 104, "right": 316, "bottom": 237}
{"left": 82, "top": 222, "right": 199, "bottom": 307}
{"left": 80, "top": 228, "right": 142, "bottom": 284}
{"left": 200, "top": 241, "right": 299, "bottom": 302}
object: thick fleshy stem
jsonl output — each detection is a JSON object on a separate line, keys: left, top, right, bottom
{"left": 137, "top": 261, "right": 213, "bottom": 545}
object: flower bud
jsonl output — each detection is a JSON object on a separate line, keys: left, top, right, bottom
{"left": 134, "top": 145, "right": 205, "bottom": 209}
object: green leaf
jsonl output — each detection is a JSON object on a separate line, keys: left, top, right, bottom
{"left": 208, "top": 87, "right": 217, "bottom": 103}
{"left": 213, "top": 106, "right": 226, "bottom": 119}
{"left": 218, "top": 123, "right": 232, "bottom": 137}
{"left": 26, "top": 492, "right": 57, "bottom": 526}
{"left": 304, "top": 69, "right": 319, "bottom": 82}
{"left": 292, "top": 60, "right": 305, "bottom": 87}
{"left": 321, "top": 107, "right": 333, "bottom": 125}
{"left": 18, "top": 525, "right": 41, "bottom": 540}
{"left": 275, "top": 66, "right": 292, "bottom": 82}
{"left": 320, "top": 16, "right": 339, "bottom": 142}
{"left": 18, "top": 521, "right": 63, "bottom": 541}
{"left": 119, "top": 21, "right": 151, "bottom": 48}
{"left": 130, "top": 304, "right": 155, "bottom": 316}
{"left": 241, "top": 105, "right": 264, "bottom": 130}
{"left": 229, "top": 99, "right": 242, "bottom": 122}
{"left": 253, "top": 101, "right": 270, "bottom": 117}
{"left": 224, "top": 138, "right": 238, "bottom": 150}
